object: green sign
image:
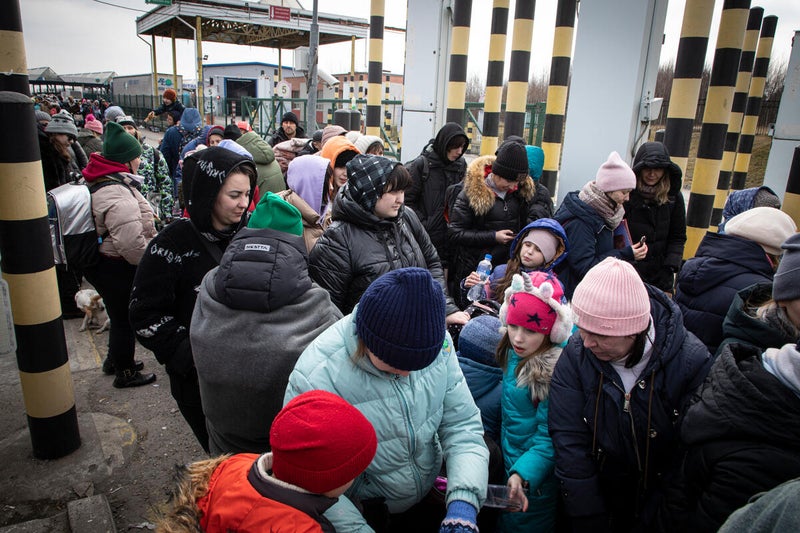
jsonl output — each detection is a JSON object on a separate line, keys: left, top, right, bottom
{"left": 145, "top": 0, "right": 172, "bottom": 6}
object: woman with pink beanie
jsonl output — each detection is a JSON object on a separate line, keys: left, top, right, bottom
{"left": 549, "top": 257, "right": 711, "bottom": 532}
{"left": 553, "top": 152, "right": 648, "bottom": 298}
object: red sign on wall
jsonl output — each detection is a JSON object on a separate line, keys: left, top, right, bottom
{"left": 270, "top": 5, "right": 291, "bottom": 21}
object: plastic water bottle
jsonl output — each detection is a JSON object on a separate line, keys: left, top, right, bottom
{"left": 467, "top": 254, "right": 493, "bottom": 301}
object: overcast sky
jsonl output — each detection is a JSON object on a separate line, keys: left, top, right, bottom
{"left": 19, "top": 0, "right": 800, "bottom": 81}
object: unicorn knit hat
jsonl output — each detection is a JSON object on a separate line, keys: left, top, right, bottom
{"left": 499, "top": 271, "right": 573, "bottom": 344}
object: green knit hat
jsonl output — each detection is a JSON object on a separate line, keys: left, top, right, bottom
{"left": 103, "top": 121, "right": 142, "bottom": 163}
{"left": 247, "top": 192, "right": 303, "bottom": 236}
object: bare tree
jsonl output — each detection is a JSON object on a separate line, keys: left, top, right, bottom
{"left": 465, "top": 73, "right": 485, "bottom": 103}
{"left": 655, "top": 61, "right": 674, "bottom": 98}
{"left": 763, "top": 59, "right": 786, "bottom": 102}
{"left": 527, "top": 70, "right": 549, "bottom": 102}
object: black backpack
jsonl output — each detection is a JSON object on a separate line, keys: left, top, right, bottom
{"left": 47, "top": 176, "right": 133, "bottom": 271}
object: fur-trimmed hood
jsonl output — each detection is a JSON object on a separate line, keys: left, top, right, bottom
{"left": 464, "top": 155, "right": 535, "bottom": 216}
{"left": 516, "top": 345, "right": 561, "bottom": 402}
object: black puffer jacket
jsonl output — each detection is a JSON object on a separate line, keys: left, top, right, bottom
{"left": 405, "top": 123, "right": 469, "bottom": 266}
{"left": 130, "top": 148, "right": 257, "bottom": 377}
{"left": 674, "top": 232, "right": 774, "bottom": 354}
{"left": 447, "top": 155, "right": 539, "bottom": 297}
{"left": 658, "top": 343, "right": 800, "bottom": 533}
{"left": 309, "top": 186, "right": 457, "bottom": 316}
{"left": 624, "top": 142, "right": 686, "bottom": 292}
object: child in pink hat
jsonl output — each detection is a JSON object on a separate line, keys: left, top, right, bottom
{"left": 495, "top": 270, "right": 573, "bottom": 531}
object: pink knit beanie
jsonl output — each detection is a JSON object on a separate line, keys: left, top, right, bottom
{"left": 572, "top": 258, "right": 650, "bottom": 336}
{"left": 84, "top": 114, "right": 103, "bottom": 135}
{"left": 595, "top": 151, "right": 636, "bottom": 192}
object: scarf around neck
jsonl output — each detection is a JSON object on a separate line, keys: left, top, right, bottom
{"left": 579, "top": 181, "right": 625, "bottom": 229}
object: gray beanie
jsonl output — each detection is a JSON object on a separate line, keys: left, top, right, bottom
{"left": 773, "top": 233, "right": 800, "bottom": 302}
{"left": 45, "top": 112, "right": 77, "bottom": 138}
{"left": 104, "top": 105, "right": 125, "bottom": 123}
{"left": 35, "top": 110, "right": 51, "bottom": 123}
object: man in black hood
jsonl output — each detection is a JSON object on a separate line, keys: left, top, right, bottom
{"left": 405, "top": 122, "right": 469, "bottom": 271}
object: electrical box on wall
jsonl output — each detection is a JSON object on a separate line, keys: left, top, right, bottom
{"left": 640, "top": 96, "right": 664, "bottom": 123}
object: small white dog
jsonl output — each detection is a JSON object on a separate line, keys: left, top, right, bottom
{"left": 74, "top": 289, "right": 110, "bottom": 333}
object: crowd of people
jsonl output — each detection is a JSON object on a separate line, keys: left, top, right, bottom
{"left": 35, "top": 89, "right": 800, "bottom": 532}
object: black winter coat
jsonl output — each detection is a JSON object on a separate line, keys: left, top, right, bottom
{"left": 674, "top": 232, "right": 774, "bottom": 354}
{"left": 658, "top": 343, "right": 800, "bottom": 533}
{"left": 624, "top": 143, "right": 686, "bottom": 292}
{"left": 308, "top": 187, "right": 457, "bottom": 316}
{"left": 553, "top": 191, "right": 635, "bottom": 298}
{"left": 130, "top": 148, "right": 256, "bottom": 378}
{"left": 405, "top": 123, "right": 468, "bottom": 266}
{"left": 447, "top": 155, "right": 540, "bottom": 296}
{"left": 549, "top": 287, "right": 711, "bottom": 532}
{"left": 716, "top": 282, "right": 799, "bottom": 356}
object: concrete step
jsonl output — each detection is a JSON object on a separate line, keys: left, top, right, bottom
{"left": 0, "top": 495, "right": 115, "bottom": 533}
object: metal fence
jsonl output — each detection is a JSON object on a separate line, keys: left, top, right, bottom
{"left": 112, "top": 94, "right": 551, "bottom": 160}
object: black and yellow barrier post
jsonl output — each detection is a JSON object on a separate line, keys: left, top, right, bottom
{"left": 504, "top": 0, "right": 535, "bottom": 138}
{"left": 366, "top": 0, "right": 384, "bottom": 137}
{"left": 480, "top": 0, "right": 510, "bottom": 155}
{"left": 540, "top": 0, "right": 576, "bottom": 195}
{"left": 710, "top": 7, "right": 763, "bottom": 230}
{"left": 0, "top": 1, "right": 81, "bottom": 460}
{"left": 445, "top": 0, "right": 473, "bottom": 125}
{"left": 663, "top": 0, "right": 715, "bottom": 177}
{"left": 784, "top": 146, "right": 800, "bottom": 226}
{"left": 683, "top": 0, "right": 750, "bottom": 259}
{"left": 732, "top": 15, "right": 778, "bottom": 190}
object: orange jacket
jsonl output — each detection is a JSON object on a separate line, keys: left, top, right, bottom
{"left": 197, "top": 454, "right": 331, "bottom": 533}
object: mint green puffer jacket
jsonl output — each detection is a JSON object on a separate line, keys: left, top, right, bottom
{"left": 284, "top": 309, "right": 489, "bottom": 532}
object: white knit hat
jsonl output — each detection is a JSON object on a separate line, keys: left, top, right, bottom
{"left": 724, "top": 207, "right": 797, "bottom": 256}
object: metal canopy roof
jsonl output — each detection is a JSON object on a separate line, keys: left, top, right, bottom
{"left": 136, "top": 1, "right": 369, "bottom": 50}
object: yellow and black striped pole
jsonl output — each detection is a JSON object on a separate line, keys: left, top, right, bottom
{"left": 366, "top": 0, "right": 384, "bottom": 137}
{"left": 683, "top": 0, "right": 750, "bottom": 259}
{"left": 710, "top": 7, "right": 763, "bottom": 230}
{"left": 480, "top": 0, "right": 510, "bottom": 156}
{"left": 540, "top": 0, "right": 576, "bottom": 195}
{"left": 504, "top": 0, "right": 535, "bottom": 138}
{"left": 784, "top": 146, "right": 800, "bottom": 225}
{"left": 446, "top": 0, "right": 473, "bottom": 125}
{"left": 732, "top": 15, "right": 777, "bottom": 190}
{"left": 663, "top": 0, "right": 715, "bottom": 177}
{"left": 0, "top": 2, "right": 81, "bottom": 459}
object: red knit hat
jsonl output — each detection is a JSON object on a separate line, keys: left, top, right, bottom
{"left": 271, "top": 390, "right": 377, "bottom": 493}
{"left": 572, "top": 258, "right": 650, "bottom": 336}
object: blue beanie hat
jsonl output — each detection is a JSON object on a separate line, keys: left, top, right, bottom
{"left": 356, "top": 268, "right": 446, "bottom": 371}
{"left": 458, "top": 315, "right": 502, "bottom": 367}
{"left": 526, "top": 145, "right": 544, "bottom": 181}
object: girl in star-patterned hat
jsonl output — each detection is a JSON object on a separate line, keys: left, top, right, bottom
{"left": 494, "top": 270, "right": 573, "bottom": 531}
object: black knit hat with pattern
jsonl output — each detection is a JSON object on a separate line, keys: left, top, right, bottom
{"left": 492, "top": 140, "right": 529, "bottom": 180}
{"left": 346, "top": 154, "right": 398, "bottom": 213}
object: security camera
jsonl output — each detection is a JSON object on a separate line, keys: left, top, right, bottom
{"left": 317, "top": 68, "right": 340, "bottom": 87}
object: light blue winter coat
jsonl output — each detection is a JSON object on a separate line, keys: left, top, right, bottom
{"left": 500, "top": 346, "right": 560, "bottom": 532}
{"left": 285, "top": 308, "right": 489, "bottom": 533}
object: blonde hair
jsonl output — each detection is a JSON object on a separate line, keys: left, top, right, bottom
{"left": 636, "top": 170, "right": 671, "bottom": 205}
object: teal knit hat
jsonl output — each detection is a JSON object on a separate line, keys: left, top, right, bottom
{"left": 526, "top": 145, "right": 544, "bottom": 181}
{"left": 247, "top": 191, "right": 303, "bottom": 236}
{"left": 103, "top": 121, "right": 142, "bottom": 163}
